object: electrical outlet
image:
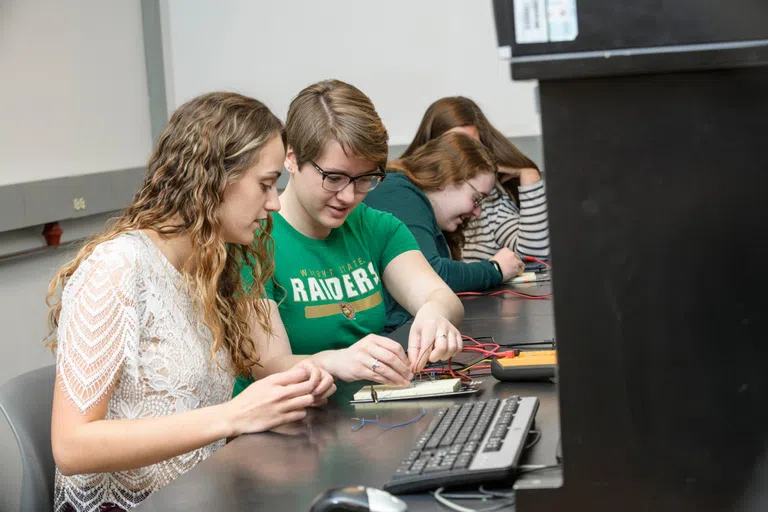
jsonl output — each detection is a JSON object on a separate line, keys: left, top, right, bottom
{"left": 73, "top": 197, "right": 87, "bottom": 211}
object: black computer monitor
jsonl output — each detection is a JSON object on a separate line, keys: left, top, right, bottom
{"left": 493, "top": 1, "right": 768, "bottom": 510}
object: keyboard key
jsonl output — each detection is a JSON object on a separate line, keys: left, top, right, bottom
{"left": 425, "top": 436, "right": 444, "bottom": 450}
{"left": 491, "top": 425, "right": 508, "bottom": 439}
{"left": 448, "top": 444, "right": 463, "bottom": 455}
{"left": 483, "top": 438, "right": 503, "bottom": 452}
{"left": 462, "top": 441, "right": 479, "bottom": 454}
{"left": 469, "top": 422, "right": 490, "bottom": 441}
{"left": 454, "top": 454, "right": 472, "bottom": 469}
{"left": 425, "top": 411, "right": 445, "bottom": 428}
{"left": 415, "top": 435, "right": 431, "bottom": 450}
{"left": 404, "top": 450, "right": 421, "bottom": 463}
{"left": 392, "top": 468, "right": 422, "bottom": 479}
{"left": 395, "top": 464, "right": 414, "bottom": 475}
{"left": 441, "top": 454, "right": 458, "bottom": 466}
{"left": 498, "top": 413, "right": 514, "bottom": 426}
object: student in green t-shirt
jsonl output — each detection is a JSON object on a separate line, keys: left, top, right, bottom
{"left": 234, "top": 80, "right": 465, "bottom": 397}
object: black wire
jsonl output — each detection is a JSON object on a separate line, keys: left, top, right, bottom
{"left": 518, "top": 464, "right": 563, "bottom": 475}
{"left": 525, "top": 430, "right": 542, "bottom": 449}
{"left": 497, "top": 339, "right": 556, "bottom": 348}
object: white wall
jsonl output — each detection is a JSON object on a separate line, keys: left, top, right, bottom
{"left": 0, "top": 0, "right": 153, "bottom": 186}
{"left": 162, "top": 0, "right": 541, "bottom": 145}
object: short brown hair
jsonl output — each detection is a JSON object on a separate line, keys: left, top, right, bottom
{"left": 402, "top": 96, "right": 537, "bottom": 203}
{"left": 285, "top": 79, "right": 389, "bottom": 170}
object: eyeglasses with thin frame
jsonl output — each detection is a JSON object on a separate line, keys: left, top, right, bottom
{"left": 309, "top": 160, "right": 386, "bottom": 193}
{"left": 466, "top": 181, "right": 489, "bottom": 208}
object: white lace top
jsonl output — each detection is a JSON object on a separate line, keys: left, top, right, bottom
{"left": 54, "top": 231, "right": 235, "bottom": 511}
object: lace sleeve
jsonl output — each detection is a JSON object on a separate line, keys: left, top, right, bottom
{"left": 57, "top": 242, "right": 141, "bottom": 413}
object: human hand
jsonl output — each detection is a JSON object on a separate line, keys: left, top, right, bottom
{"left": 407, "top": 302, "right": 463, "bottom": 372}
{"left": 491, "top": 248, "right": 526, "bottom": 281}
{"left": 316, "top": 334, "right": 413, "bottom": 387}
{"left": 498, "top": 166, "right": 541, "bottom": 186}
{"left": 226, "top": 366, "right": 316, "bottom": 436}
{"left": 519, "top": 167, "right": 541, "bottom": 186}
{"left": 291, "top": 358, "right": 337, "bottom": 406}
{"left": 497, "top": 165, "right": 521, "bottom": 183}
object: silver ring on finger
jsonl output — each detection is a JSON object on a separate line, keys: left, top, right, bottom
{"left": 371, "top": 359, "right": 380, "bottom": 373}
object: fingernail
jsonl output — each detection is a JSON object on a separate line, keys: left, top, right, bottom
{"left": 408, "top": 373, "right": 414, "bottom": 380}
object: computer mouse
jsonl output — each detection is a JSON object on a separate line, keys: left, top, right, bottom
{"left": 309, "top": 485, "right": 408, "bottom": 512}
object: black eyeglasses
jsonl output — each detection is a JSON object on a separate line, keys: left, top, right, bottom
{"left": 466, "top": 181, "right": 489, "bottom": 208}
{"left": 309, "top": 160, "right": 386, "bottom": 193}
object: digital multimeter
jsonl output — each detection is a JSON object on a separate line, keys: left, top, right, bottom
{"left": 490, "top": 350, "right": 557, "bottom": 381}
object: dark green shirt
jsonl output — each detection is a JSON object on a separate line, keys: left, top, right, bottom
{"left": 364, "top": 172, "right": 502, "bottom": 332}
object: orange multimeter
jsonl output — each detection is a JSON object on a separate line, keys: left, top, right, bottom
{"left": 490, "top": 350, "right": 557, "bottom": 381}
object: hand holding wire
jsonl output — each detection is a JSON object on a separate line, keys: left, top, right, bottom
{"left": 407, "top": 303, "right": 463, "bottom": 373}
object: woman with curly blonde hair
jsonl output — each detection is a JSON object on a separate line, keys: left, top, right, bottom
{"left": 47, "top": 92, "right": 333, "bottom": 512}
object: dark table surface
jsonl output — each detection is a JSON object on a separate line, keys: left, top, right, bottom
{"left": 139, "top": 284, "right": 560, "bottom": 511}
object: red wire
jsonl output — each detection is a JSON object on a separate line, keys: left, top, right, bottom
{"left": 457, "top": 290, "right": 552, "bottom": 300}
{"left": 461, "top": 335, "right": 500, "bottom": 352}
{"left": 487, "top": 289, "right": 552, "bottom": 300}
{"left": 447, "top": 358, "right": 458, "bottom": 379}
{"left": 463, "top": 346, "right": 500, "bottom": 357}
{"left": 445, "top": 358, "right": 473, "bottom": 382}
{"left": 523, "top": 255, "right": 551, "bottom": 269}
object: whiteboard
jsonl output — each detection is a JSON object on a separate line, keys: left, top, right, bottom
{"left": 0, "top": 0, "right": 153, "bottom": 187}
{"left": 163, "top": 0, "right": 541, "bottom": 146}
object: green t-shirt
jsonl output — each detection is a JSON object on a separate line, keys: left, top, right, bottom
{"left": 233, "top": 203, "right": 419, "bottom": 396}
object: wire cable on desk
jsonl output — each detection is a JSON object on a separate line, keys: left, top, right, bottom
{"left": 525, "top": 429, "right": 542, "bottom": 449}
{"left": 350, "top": 407, "right": 426, "bottom": 432}
{"left": 457, "top": 289, "right": 552, "bottom": 300}
{"left": 433, "top": 487, "right": 515, "bottom": 512}
{"left": 523, "top": 255, "right": 551, "bottom": 269}
{"left": 414, "top": 334, "right": 555, "bottom": 382}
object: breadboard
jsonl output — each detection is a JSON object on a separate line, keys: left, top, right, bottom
{"left": 352, "top": 378, "right": 463, "bottom": 402}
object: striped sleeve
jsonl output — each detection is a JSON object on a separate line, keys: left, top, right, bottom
{"left": 462, "top": 181, "right": 550, "bottom": 263}
{"left": 513, "top": 181, "right": 550, "bottom": 258}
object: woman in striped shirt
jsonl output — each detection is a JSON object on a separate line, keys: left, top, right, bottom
{"left": 401, "top": 97, "right": 550, "bottom": 263}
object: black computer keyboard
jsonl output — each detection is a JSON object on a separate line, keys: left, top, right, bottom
{"left": 383, "top": 396, "right": 539, "bottom": 494}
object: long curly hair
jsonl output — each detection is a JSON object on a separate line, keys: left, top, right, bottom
{"left": 389, "top": 132, "right": 496, "bottom": 260}
{"left": 45, "top": 92, "right": 284, "bottom": 377}
{"left": 401, "top": 96, "right": 538, "bottom": 205}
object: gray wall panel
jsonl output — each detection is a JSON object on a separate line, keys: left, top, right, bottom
{"left": 141, "top": 0, "right": 169, "bottom": 143}
{"left": 81, "top": 171, "right": 117, "bottom": 215}
{"left": 21, "top": 177, "right": 81, "bottom": 226}
{"left": 0, "top": 185, "right": 25, "bottom": 232}
{"left": 111, "top": 167, "right": 145, "bottom": 206}
{"left": 0, "top": 167, "right": 146, "bottom": 233}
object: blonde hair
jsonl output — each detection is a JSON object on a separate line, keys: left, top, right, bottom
{"left": 45, "top": 92, "right": 284, "bottom": 377}
{"left": 285, "top": 79, "right": 388, "bottom": 171}
{"left": 389, "top": 131, "right": 496, "bottom": 259}
{"left": 402, "top": 96, "right": 537, "bottom": 204}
